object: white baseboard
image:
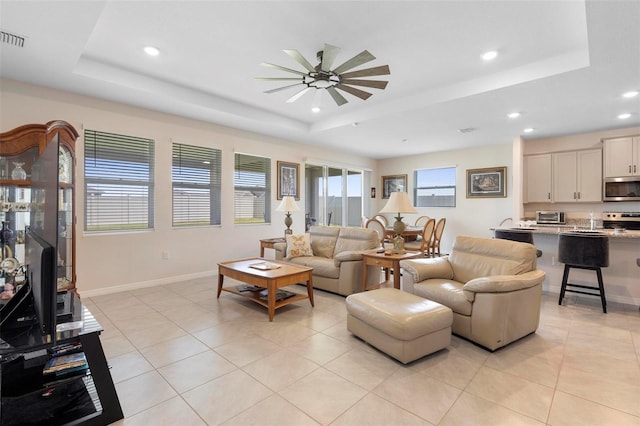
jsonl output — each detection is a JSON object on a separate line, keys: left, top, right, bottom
{"left": 78, "top": 270, "right": 217, "bottom": 298}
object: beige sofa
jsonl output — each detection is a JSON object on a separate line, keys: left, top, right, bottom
{"left": 274, "top": 226, "right": 380, "bottom": 296}
{"left": 400, "top": 235, "right": 545, "bottom": 351}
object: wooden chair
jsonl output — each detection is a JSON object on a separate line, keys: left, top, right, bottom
{"left": 365, "top": 218, "right": 390, "bottom": 280}
{"left": 374, "top": 215, "right": 388, "bottom": 227}
{"left": 361, "top": 216, "right": 370, "bottom": 227}
{"left": 429, "top": 218, "right": 446, "bottom": 257}
{"left": 404, "top": 218, "right": 435, "bottom": 256}
{"left": 414, "top": 215, "right": 431, "bottom": 227}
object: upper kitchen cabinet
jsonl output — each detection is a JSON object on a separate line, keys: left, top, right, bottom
{"left": 553, "top": 149, "right": 602, "bottom": 202}
{"left": 603, "top": 136, "right": 640, "bottom": 177}
{"left": 0, "top": 121, "right": 78, "bottom": 292}
{"left": 524, "top": 154, "right": 552, "bottom": 203}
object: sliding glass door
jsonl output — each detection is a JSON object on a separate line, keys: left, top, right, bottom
{"left": 305, "top": 164, "right": 362, "bottom": 228}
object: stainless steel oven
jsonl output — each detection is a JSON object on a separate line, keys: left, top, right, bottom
{"left": 603, "top": 211, "right": 640, "bottom": 230}
{"left": 603, "top": 177, "right": 640, "bottom": 201}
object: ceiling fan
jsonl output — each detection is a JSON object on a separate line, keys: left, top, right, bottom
{"left": 257, "top": 43, "right": 390, "bottom": 106}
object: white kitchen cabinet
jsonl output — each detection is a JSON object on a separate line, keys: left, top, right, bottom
{"left": 553, "top": 149, "right": 602, "bottom": 202}
{"left": 525, "top": 154, "right": 552, "bottom": 203}
{"left": 603, "top": 136, "right": 640, "bottom": 177}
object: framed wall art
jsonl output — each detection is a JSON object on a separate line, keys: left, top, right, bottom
{"left": 382, "top": 174, "right": 407, "bottom": 199}
{"left": 466, "top": 166, "right": 507, "bottom": 198}
{"left": 277, "top": 161, "right": 300, "bottom": 200}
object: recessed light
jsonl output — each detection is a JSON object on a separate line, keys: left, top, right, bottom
{"left": 523, "top": 128, "right": 534, "bottom": 133}
{"left": 618, "top": 113, "right": 631, "bottom": 119}
{"left": 144, "top": 46, "right": 160, "bottom": 56}
{"left": 482, "top": 50, "right": 498, "bottom": 61}
{"left": 311, "top": 107, "right": 321, "bottom": 113}
{"left": 507, "top": 112, "right": 521, "bottom": 119}
{"left": 622, "top": 91, "right": 639, "bottom": 98}
{"left": 352, "top": 122, "right": 359, "bottom": 127}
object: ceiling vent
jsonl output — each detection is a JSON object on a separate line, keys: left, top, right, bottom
{"left": 457, "top": 127, "right": 476, "bottom": 133}
{"left": 1, "top": 30, "right": 25, "bottom": 48}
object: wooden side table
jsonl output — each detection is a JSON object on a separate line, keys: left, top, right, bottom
{"left": 361, "top": 249, "right": 423, "bottom": 291}
{"left": 259, "top": 237, "right": 286, "bottom": 257}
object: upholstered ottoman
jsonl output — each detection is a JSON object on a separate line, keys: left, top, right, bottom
{"left": 346, "top": 288, "right": 453, "bottom": 364}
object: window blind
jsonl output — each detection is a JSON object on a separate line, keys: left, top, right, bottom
{"left": 414, "top": 167, "right": 456, "bottom": 207}
{"left": 84, "top": 129, "right": 155, "bottom": 232}
{"left": 234, "top": 153, "right": 271, "bottom": 224}
{"left": 172, "top": 143, "right": 222, "bottom": 226}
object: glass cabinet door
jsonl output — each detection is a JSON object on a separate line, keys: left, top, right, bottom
{"left": 57, "top": 145, "right": 74, "bottom": 290}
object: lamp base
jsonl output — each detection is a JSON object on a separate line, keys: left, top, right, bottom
{"left": 392, "top": 234, "right": 405, "bottom": 254}
{"left": 284, "top": 228, "right": 292, "bottom": 236}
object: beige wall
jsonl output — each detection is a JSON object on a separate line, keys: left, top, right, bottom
{"left": 1, "top": 79, "right": 376, "bottom": 296}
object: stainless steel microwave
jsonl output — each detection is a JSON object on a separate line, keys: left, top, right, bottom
{"left": 603, "top": 177, "right": 640, "bottom": 201}
{"left": 536, "top": 211, "right": 565, "bottom": 224}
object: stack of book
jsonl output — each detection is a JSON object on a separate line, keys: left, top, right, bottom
{"left": 43, "top": 351, "right": 88, "bottom": 377}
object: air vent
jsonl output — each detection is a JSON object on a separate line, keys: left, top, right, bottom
{"left": 1, "top": 30, "right": 25, "bottom": 48}
{"left": 458, "top": 127, "right": 476, "bottom": 133}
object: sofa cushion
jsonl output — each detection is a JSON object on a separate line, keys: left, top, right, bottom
{"left": 309, "top": 226, "right": 340, "bottom": 258}
{"left": 333, "top": 227, "right": 378, "bottom": 255}
{"left": 448, "top": 236, "right": 537, "bottom": 284}
{"left": 288, "top": 256, "right": 339, "bottom": 279}
{"left": 285, "top": 234, "right": 313, "bottom": 259}
{"left": 413, "top": 278, "right": 472, "bottom": 316}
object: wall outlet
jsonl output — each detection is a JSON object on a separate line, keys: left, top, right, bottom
{"left": 162, "top": 251, "right": 169, "bottom": 260}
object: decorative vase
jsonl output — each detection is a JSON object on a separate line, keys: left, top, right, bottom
{"left": 0, "top": 221, "right": 14, "bottom": 245}
{"left": 11, "top": 162, "right": 27, "bottom": 180}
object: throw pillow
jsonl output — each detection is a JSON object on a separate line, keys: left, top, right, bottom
{"left": 286, "top": 234, "right": 313, "bottom": 259}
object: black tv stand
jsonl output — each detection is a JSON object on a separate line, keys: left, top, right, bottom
{"left": 1, "top": 292, "right": 123, "bottom": 426}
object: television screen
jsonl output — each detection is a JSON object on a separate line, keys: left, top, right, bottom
{"left": 25, "top": 228, "right": 56, "bottom": 341}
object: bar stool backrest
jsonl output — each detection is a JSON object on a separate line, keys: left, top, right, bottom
{"left": 558, "top": 233, "right": 609, "bottom": 268}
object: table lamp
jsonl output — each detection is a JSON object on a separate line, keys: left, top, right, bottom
{"left": 378, "top": 191, "right": 417, "bottom": 253}
{"left": 276, "top": 196, "right": 300, "bottom": 235}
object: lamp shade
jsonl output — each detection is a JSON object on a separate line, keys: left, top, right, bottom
{"left": 379, "top": 192, "right": 417, "bottom": 214}
{"left": 276, "top": 196, "right": 300, "bottom": 213}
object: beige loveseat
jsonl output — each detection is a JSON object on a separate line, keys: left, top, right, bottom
{"left": 400, "top": 235, "right": 545, "bottom": 351}
{"left": 274, "top": 226, "right": 380, "bottom": 296}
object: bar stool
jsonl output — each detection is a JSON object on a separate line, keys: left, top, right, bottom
{"left": 494, "top": 229, "right": 542, "bottom": 258}
{"left": 558, "top": 233, "right": 609, "bottom": 313}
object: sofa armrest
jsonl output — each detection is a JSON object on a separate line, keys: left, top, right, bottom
{"left": 334, "top": 250, "right": 364, "bottom": 266}
{"left": 274, "top": 242, "right": 286, "bottom": 260}
{"left": 400, "top": 257, "right": 454, "bottom": 283}
{"left": 462, "top": 270, "right": 545, "bottom": 300}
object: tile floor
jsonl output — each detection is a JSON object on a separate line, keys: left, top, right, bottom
{"left": 85, "top": 277, "right": 640, "bottom": 426}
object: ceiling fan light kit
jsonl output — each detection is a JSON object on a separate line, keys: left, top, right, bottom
{"left": 258, "top": 43, "right": 390, "bottom": 106}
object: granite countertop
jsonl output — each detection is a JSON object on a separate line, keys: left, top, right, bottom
{"left": 494, "top": 224, "right": 640, "bottom": 239}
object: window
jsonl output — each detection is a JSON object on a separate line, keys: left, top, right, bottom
{"left": 172, "top": 143, "right": 222, "bottom": 227}
{"left": 414, "top": 167, "right": 456, "bottom": 207}
{"left": 234, "top": 153, "right": 271, "bottom": 224}
{"left": 84, "top": 130, "right": 155, "bottom": 232}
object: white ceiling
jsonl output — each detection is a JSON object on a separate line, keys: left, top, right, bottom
{"left": 1, "top": 1, "right": 639, "bottom": 159}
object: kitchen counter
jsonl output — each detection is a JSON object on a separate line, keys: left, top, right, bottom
{"left": 493, "top": 225, "right": 640, "bottom": 239}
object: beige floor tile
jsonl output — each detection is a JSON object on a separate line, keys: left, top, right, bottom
{"left": 287, "top": 333, "right": 353, "bottom": 365}
{"left": 109, "top": 350, "right": 155, "bottom": 383}
{"left": 121, "top": 396, "right": 206, "bottom": 426}
{"left": 414, "top": 347, "right": 483, "bottom": 389}
{"left": 221, "top": 394, "right": 320, "bottom": 426}
{"left": 561, "top": 350, "right": 640, "bottom": 385}
{"left": 122, "top": 321, "right": 188, "bottom": 349}
{"left": 484, "top": 347, "right": 562, "bottom": 387}
{"left": 465, "top": 366, "right": 554, "bottom": 422}
{"left": 139, "top": 334, "right": 209, "bottom": 368}
{"left": 324, "top": 347, "right": 400, "bottom": 390}
{"left": 373, "top": 369, "right": 461, "bottom": 424}
{"left": 158, "top": 350, "right": 237, "bottom": 393}
{"left": 182, "top": 369, "right": 272, "bottom": 425}
{"left": 252, "top": 321, "right": 317, "bottom": 346}
{"left": 101, "top": 333, "right": 137, "bottom": 359}
{"left": 115, "top": 370, "right": 178, "bottom": 418}
{"left": 242, "top": 349, "right": 319, "bottom": 391}
{"left": 548, "top": 391, "right": 640, "bottom": 426}
{"left": 213, "top": 335, "right": 282, "bottom": 367}
{"left": 110, "top": 312, "right": 175, "bottom": 333}
{"left": 294, "top": 309, "right": 342, "bottom": 332}
{"left": 332, "top": 393, "right": 430, "bottom": 426}
{"left": 439, "top": 392, "right": 545, "bottom": 426}
{"left": 279, "top": 368, "right": 368, "bottom": 425}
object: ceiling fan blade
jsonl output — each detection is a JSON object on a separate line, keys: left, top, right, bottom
{"left": 341, "top": 79, "right": 388, "bottom": 90}
{"left": 326, "top": 87, "right": 348, "bottom": 106}
{"left": 332, "top": 50, "right": 376, "bottom": 74}
{"left": 335, "top": 84, "right": 372, "bottom": 100}
{"left": 320, "top": 44, "right": 340, "bottom": 72}
{"left": 283, "top": 49, "right": 315, "bottom": 72}
{"left": 264, "top": 83, "right": 304, "bottom": 94}
{"left": 255, "top": 77, "right": 303, "bottom": 81}
{"left": 286, "top": 87, "right": 312, "bottom": 103}
{"left": 340, "top": 65, "right": 390, "bottom": 79}
{"left": 260, "top": 62, "right": 307, "bottom": 76}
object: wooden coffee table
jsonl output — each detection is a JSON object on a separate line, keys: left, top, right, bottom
{"left": 361, "top": 249, "right": 423, "bottom": 291}
{"left": 217, "top": 258, "right": 313, "bottom": 321}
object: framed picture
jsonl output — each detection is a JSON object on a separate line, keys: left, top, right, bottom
{"left": 466, "top": 166, "right": 507, "bottom": 198}
{"left": 277, "top": 161, "right": 300, "bottom": 200}
{"left": 382, "top": 174, "right": 407, "bottom": 199}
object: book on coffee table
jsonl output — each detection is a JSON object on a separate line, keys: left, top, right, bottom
{"left": 249, "top": 261, "right": 281, "bottom": 270}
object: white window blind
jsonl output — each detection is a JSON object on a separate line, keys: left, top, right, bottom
{"left": 84, "top": 129, "right": 155, "bottom": 232}
{"left": 172, "top": 143, "right": 222, "bottom": 226}
{"left": 414, "top": 167, "right": 456, "bottom": 207}
{"left": 234, "top": 153, "right": 271, "bottom": 224}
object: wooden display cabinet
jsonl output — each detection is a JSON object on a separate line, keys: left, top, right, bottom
{"left": 0, "top": 121, "right": 78, "bottom": 292}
